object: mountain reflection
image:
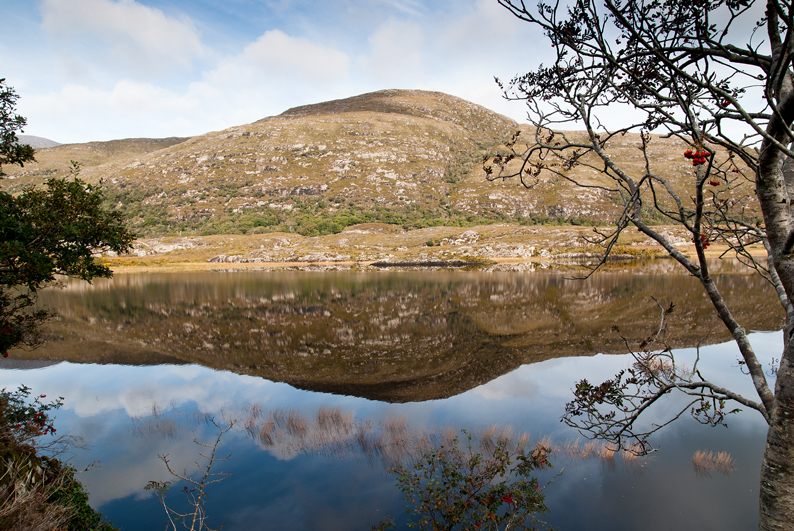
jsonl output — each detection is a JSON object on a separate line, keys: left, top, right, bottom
{"left": 19, "top": 269, "right": 783, "bottom": 402}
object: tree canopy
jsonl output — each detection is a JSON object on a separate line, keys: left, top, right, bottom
{"left": 0, "top": 79, "right": 35, "bottom": 177}
{"left": 0, "top": 82, "right": 134, "bottom": 357}
{"left": 489, "top": 1, "right": 794, "bottom": 529}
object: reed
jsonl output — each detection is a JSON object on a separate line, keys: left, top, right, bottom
{"left": 286, "top": 409, "right": 308, "bottom": 438}
{"left": 258, "top": 419, "right": 275, "bottom": 446}
{"left": 693, "top": 449, "right": 735, "bottom": 476}
{"left": 132, "top": 418, "right": 179, "bottom": 439}
{"left": 132, "top": 402, "right": 651, "bottom": 473}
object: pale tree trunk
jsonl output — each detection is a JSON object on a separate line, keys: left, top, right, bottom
{"left": 756, "top": 121, "right": 794, "bottom": 529}
{"left": 759, "top": 338, "right": 794, "bottom": 530}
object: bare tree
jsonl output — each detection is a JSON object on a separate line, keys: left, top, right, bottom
{"left": 145, "top": 418, "right": 234, "bottom": 531}
{"left": 486, "top": 1, "right": 794, "bottom": 529}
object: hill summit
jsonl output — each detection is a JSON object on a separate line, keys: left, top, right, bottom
{"left": 276, "top": 89, "right": 516, "bottom": 146}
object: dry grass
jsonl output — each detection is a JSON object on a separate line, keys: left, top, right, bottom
{"left": 92, "top": 223, "right": 754, "bottom": 272}
{"left": 480, "top": 424, "right": 499, "bottom": 453}
{"left": 355, "top": 421, "right": 379, "bottom": 457}
{"left": 530, "top": 435, "right": 640, "bottom": 472}
{"left": 597, "top": 444, "right": 616, "bottom": 470}
{"left": 128, "top": 402, "right": 673, "bottom": 474}
{"left": 131, "top": 401, "right": 218, "bottom": 439}
{"left": 192, "top": 410, "right": 212, "bottom": 425}
{"left": 438, "top": 425, "right": 457, "bottom": 449}
{"left": 0, "top": 454, "right": 73, "bottom": 531}
{"left": 286, "top": 410, "right": 308, "bottom": 438}
{"left": 693, "top": 449, "right": 735, "bottom": 477}
{"left": 258, "top": 420, "right": 275, "bottom": 446}
{"left": 132, "top": 419, "right": 179, "bottom": 439}
{"left": 382, "top": 414, "right": 409, "bottom": 437}
{"left": 317, "top": 406, "right": 352, "bottom": 430}
{"left": 516, "top": 432, "right": 531, "bottom": 454}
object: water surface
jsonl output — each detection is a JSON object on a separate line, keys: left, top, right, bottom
{"left": 0, "top": 268, "right": 782, "bottom": 530}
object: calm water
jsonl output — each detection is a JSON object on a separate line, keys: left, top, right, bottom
{"left": 0, "top": 269, "right": 783, "bottom": 530}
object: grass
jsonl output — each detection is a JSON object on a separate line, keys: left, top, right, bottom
{"left": 693, "top": 449, "right": 735, "bottom": 476}
{"left": 91, "top": 222, "right": 764, "bottom": 272}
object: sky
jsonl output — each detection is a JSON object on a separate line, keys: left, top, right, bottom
{"left": 2, "top": 0, "right": 548, "bottom": 143}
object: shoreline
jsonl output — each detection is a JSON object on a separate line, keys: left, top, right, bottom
{"left": 101, "top": 248, "right": 764, "bottom": 274}
{"left": 95, "top": 223, "right": 768, "bottom": 274}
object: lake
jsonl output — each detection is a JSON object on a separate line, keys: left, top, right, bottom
{"left": 0, "top": 266, "right": 783, "bottom": 530}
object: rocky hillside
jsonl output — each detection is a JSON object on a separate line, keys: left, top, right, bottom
{"left": 1, "top": 89, "right": 758, "bottom": 238}
{"left": 4, "top": 136, "right": 189, "bottom": 180}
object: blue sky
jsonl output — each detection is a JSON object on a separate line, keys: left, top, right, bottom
{"left": 2, "top": 0, "right": 546, "bottom": 143}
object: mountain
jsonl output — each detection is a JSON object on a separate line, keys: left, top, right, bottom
{"left": 5, "top": 136, "right": 189, "bottom": 176}
{"left": 0, "top": 89, "right": 757, "bottom": 239}
{"left": 17, "top": 135, "right": 61, "bottom": 148}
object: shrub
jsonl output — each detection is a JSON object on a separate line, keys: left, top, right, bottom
{"left": 0, "top": 386, "right": 116, "bottom": 531}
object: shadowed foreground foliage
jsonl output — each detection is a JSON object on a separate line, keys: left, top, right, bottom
{"left": 0, "top": 385, "right": 116, "bottom": 531}
{"left": 0, "top": 166, "right": 136, "bottom": 357}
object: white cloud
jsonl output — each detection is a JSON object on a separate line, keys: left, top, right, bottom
{"left": 40, "top": 0, "right": 206, "bottom": 77}
{"left": 194, "top": 29, "right": 351, "bottom": 113}
{"left": 18, "top": 0, "right": 542, "bottom": 142}
{"left": 359, "top": 18, "right": 425, "bottom": 84}
{"left": 436, "top": 0, "right": 533, "bottom": 60}
{"left": 164, "top": 29, "right": 353, "bottom": 130}
{"left": 458, "top": 81, "right": 528, "bottom": 124}
{"left": 239, "top": 29, "right": 350, "bottom": 82}
{"left": 470, "top": 368, "right": 539, "bottom": 400}
{"left": 19, "top": 80, "right": 231, "bottom": 141}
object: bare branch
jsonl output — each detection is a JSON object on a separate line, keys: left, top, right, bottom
{"left": 145, "top": 418, "right": 234, "bottom": 531}
{"left": 563, "top": 299, "right": 765, "bottom": 454}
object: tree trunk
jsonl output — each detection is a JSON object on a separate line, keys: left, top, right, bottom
{"left": 759, "top": 338, "right": 794, "bottom": 530}
{"left": 756, "top": 84, "right": 794, "bottom": 529}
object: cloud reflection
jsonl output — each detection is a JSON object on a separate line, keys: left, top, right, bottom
{"left": 0, "top": 333, "right": 777, "bottom": 530}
